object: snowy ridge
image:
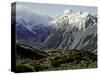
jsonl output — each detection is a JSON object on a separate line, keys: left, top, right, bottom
{"left": 51, "top": 9, "right": 96, "bottom": 30}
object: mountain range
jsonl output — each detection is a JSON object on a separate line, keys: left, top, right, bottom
{"left": 15, "top": 9, "right": 97, "bottom": 52}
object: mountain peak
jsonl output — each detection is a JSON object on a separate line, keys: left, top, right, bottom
{"left": 54, "top": 10, "right": 95, "bottom": 30}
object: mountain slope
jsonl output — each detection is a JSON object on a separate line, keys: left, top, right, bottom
{"left": 43, "top": 9, "right": 97, "bottom": 51}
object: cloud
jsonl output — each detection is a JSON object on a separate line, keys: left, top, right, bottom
{"left": 63, "top": 9, "right": 72, "bottom": 14}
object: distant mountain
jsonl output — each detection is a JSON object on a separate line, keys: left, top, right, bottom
{"left": 13, "top": 6, "right": 55, "bottom": 44}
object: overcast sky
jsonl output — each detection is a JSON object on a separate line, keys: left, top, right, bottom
{"left": 16, "top": 2, "right": 97, "bottom": 17}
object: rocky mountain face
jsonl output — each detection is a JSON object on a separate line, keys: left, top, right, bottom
{"left": 43, "top": 9, "right": 97, "bottom": 51}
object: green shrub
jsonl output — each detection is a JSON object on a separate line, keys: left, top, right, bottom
{"left": 30, "top": 60, "right": 48, "bottom": 72}
{"left": 16, "top": 64, "right": 33, "bottom": 72}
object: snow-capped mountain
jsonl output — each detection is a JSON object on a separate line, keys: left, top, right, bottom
{"left": 43, "top": 9, "right": 97, "bottom": 51}
{"left": 13, "top": 6, "right": 97, "bottom": 51}
{"left": 51, "top": 9, "right": 97, "bottom": 30}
